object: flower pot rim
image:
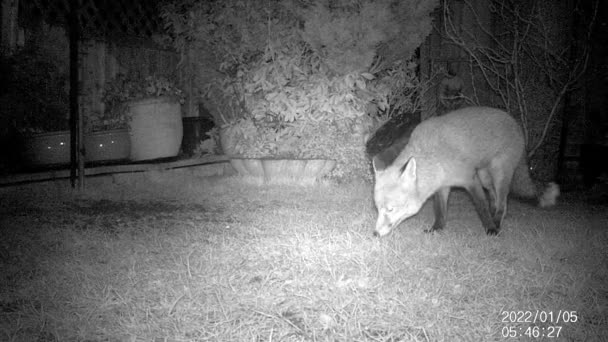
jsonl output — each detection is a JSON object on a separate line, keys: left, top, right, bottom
{"left": 23, "top": 130, "right": 71, "bottom": 138}
{"left": 86, "top": 128, "right": 130, "bottom": 135}
{"left": 127, "top": 96, "right": 181, "bottom": 106}
{"left": 229, "top": 157, "right": 335, "bottom": 161}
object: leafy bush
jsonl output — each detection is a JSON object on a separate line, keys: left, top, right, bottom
{"left": 161, "top": 0, "right": 438, "bottom": 180}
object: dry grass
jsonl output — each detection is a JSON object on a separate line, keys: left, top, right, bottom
{"left": 0, "top": 175, "right": 607, "bottom": 342}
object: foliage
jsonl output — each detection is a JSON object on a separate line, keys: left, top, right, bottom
{"left": 301, "top": 0, "right": 438, "bottom": 74}
{"left": 94, "top": 73, "right": 185, "bottom": 132}
{"left": 0, "top": 48, "right": 69, "bottom": 134}
{"left": 364, "top": 59, "right": 426, "bottom": 122}
{"left": 160, "top": 0, "right": 438, "bottom": 179}
{"left": 299, "top": 0, "right": 394, "bottom": 75}
{"left": 295, "top": 118, "right": 374, "bottom": 181}
{"left": 193, "top": 127, "right": 220, "bottom": 157}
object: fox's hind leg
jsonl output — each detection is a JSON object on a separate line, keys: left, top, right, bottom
{"left": 490, "top": 172, "right": 512, "bottom": 231}
{"left": 426, "top": 188, "right": 451, "bottom": 233}
{"left": 488, "top": 162, "right": 515, "bottom": 231}
{"left": 478, "top": 169, "right": 497, "bottom": 216}
{"left": 466, "top": 174, "right": 499, "bottom": 235}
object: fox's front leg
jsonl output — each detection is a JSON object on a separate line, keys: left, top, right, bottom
{"left": 426, "top": 187, "right": 451, "bottom": 233}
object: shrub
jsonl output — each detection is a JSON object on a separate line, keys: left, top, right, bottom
{"left": 161, "top": 0, "right": 438, "bottom": 180}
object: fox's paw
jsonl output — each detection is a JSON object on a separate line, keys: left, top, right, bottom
{"left": 486, "top": 228, "right": 500, "bottom": 236}
{"left": 539, "top": 182, "right": 560, "bottom": 207}
{"left": 424, "top": 226, "right": 443, "bottom": 234}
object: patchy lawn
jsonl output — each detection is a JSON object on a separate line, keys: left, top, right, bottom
{"left": 0, "top": 175, "right": 606, "bottom": 341}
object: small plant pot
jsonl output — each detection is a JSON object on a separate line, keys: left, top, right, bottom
{"left": 128, "top": 97, "right": 183, "bottom": 161}
{"left": 21, "top": 130, "right": 71, "bottom": 167}
{"left": 84, "top": 129, "right": 130, "bottom": 162}
{"left": 182, "top": 116, "right": 215, "bottom": 156}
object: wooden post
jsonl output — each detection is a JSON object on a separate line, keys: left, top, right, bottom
{"left": 184, "top": 41, "right": 198, "bottom": 118}
{"left": 68, "top": 0, "right": 84, "bottom": 189}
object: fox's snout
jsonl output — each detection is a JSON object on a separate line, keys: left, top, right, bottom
{"left": 373, "top": 213, "right": 396, "bottom": 237}
{"left": 373, "top": 226, "right": 390, "bottom": 237}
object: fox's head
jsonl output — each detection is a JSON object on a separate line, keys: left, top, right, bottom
{"left": 372, "top": 156, "right": 424, "bottom": 237}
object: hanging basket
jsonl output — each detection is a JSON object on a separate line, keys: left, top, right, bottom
{"left": 127, "top": 97, "right": 183, "bottom": 161}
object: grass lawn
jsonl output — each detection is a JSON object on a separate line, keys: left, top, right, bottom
{"left": 0, "top": 175, "right": 606, "bottom": 341}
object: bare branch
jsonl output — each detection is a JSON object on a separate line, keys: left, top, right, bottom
{"left": 442, "top": 0, "right": 597, "bottom": 157}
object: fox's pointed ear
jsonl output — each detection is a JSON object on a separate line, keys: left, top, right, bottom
{"left": 372, "top": 155, "right": 386, "bottom": 173}
{"left": 399, "top": 157, "right": 417, "bottom": 182}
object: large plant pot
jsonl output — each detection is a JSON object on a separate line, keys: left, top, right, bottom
{"left": 22, "top": 130, "right": 71, "bottom": 167}
{"left": 84, "top": 129, "right": 130, "bottom": 162}
{"left": 230, "top": 158, "right": 336, "bottom": 184}
{"left": 128, "top": 97, "right": 183, "bottom": 161}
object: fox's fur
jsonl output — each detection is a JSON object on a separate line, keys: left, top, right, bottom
{"left": 372, "top": 106, "right": 559, "bottom": 237}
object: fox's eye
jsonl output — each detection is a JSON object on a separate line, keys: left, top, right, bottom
{"left": 386, "top": 206, "right": 394, "bottom": 213}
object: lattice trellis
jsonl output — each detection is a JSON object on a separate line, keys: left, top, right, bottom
{"left": 19, "top": 0, "right": 164, "bottom": 38}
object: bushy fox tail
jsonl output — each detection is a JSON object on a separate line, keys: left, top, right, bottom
{"left": 511, "top": 157, "right": 560, "bottom": 207}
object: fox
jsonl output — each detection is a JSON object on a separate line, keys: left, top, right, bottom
{"left": 372, "top": 106, "right": 560, "bottom": 237}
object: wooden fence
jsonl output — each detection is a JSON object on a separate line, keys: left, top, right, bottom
{"left": 1, "top": 0, "right": 183, "bottom": 128}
